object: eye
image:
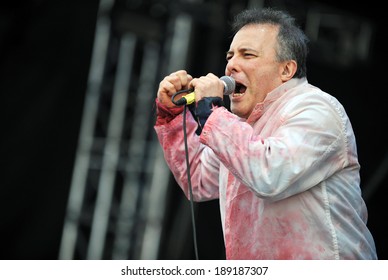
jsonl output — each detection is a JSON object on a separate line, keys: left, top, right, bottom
{"left": 244, "top": 53, "right": 255, "bottom": 58}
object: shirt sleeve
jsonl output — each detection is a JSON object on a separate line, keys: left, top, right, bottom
{"left": 154, "top": 98, "right": 184, "bottom": 125}
{"left": 154, "top": 100, "right": 221, "bottom": 201}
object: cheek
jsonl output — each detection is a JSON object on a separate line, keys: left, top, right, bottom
{"left": 251, "top": 71, "right": 280, "bottom": 96}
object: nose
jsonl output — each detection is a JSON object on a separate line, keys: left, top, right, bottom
{"left": 225, "top": 56, "right": 240, "bottom": 75}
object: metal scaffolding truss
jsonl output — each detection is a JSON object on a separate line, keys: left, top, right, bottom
{"left": 58, "top": 0, "right": 199, "bottom": 260}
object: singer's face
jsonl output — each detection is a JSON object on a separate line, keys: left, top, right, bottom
{"left": 225, "top": 24, "right": 286, "bottom": 119}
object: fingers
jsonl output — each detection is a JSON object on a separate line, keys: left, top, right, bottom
{"left": 189, "top": 73, "right": 223, "bottom": 101}
{"left": 189, "top": 73, "right": 219, "bottom": 88}
{"left": 161, "top": 70, "right": 192, "bottom": 94}
{"left": 170, "top": 70, "right": 193, "bottom": 90}
{"left": 159, "top": 70, "right": 193, "bottom": 95}
{"left": 157, "top": 70, "right": 193, "bottom": 107}
{"left": 157, "top": 71, "right": 223, "bottom": 107}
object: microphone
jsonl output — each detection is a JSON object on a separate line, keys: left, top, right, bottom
{"left": 173, "top": 76, "right": 235, "bottom": 106}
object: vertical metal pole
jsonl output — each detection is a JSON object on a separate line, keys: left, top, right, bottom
{"left": 86, "top": 33, "right": 137, "bottom": 259}
{"left": 112, "top": 40, "right": 160, "bottom": 259}
{"left": 59, "top": 0, "right": 114, "bottom": 260}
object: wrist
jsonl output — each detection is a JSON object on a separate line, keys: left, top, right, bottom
{"left": 155, "top": 98, "right": 184, "bottom": 125}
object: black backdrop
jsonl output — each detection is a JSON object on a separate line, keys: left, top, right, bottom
{"left": 1, "top": 0, "right": 387, "bottom": 259}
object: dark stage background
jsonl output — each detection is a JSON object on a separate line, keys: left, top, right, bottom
{"left": 0, "top": 0, "right": 387, "bottom": 259}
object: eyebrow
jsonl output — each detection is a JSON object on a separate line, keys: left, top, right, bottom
{"left": 226, "top": 47, "right": 258, "bottom": 55}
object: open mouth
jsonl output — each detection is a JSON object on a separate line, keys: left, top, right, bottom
{"left": 233, "top": 82, "right": 247, "bottom": 97}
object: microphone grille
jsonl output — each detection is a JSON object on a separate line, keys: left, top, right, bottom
{"left": 220, "top": 76, "right": 235, "bottom": 95}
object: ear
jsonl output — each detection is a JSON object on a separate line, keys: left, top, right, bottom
{"left": 280, "top": 60, "right": 297, "bottom": 82}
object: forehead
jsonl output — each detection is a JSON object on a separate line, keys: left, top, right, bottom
{"left": 230, "top": 23, "right": 279, "bottom": 49}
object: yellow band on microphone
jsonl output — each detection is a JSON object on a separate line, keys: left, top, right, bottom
{"left": 183, "top": 92, "right": 196, "bottom": 105}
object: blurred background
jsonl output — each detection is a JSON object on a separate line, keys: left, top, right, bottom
{"left": 0, "top": 0, "right": 386, "bottom": 260}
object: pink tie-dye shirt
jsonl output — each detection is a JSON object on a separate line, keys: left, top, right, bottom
{"left": 154, "top": 78, "right": 377, "bottom": 259}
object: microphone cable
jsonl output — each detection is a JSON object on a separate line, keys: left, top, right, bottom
{"left": 169, "top": 76, "right": 235, "bottom": 260}
{"left": 172, "top": 89, "right": 199, "bottom": 260}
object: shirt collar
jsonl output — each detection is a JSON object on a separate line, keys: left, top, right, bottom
{"left": 246, "top": 78, "right": 307, "bottom": 123}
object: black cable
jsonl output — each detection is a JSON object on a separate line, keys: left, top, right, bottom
{"left": 171, "top": 88, "right": 194, "bottom": 106}
{"left": 169, "top": 89, "right": 199, "bottom": 259}
{"left": 182, "top": 104, "right": 199, "bottom": 260}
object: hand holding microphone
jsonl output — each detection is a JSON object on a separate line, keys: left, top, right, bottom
{"left": 172, "top": 74, "right": 235, "bottom": 106}
{"left": 167, "top": 73, "right": 235, "bottom": 135}
{"left": 157, "top": 70, "right": 193, "bottom": 108}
